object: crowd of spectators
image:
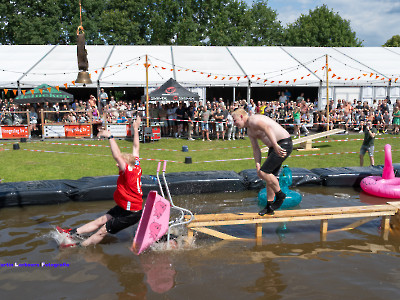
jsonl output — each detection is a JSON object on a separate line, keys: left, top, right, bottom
{"left": 1, "top": 90, "right": 400, "bottom": 139}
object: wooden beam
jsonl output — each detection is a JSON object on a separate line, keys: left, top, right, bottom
{"left": 190, "top": 227, "right": 241, "bottom": 240}
{"left": 328, "top": 217, "right": 376, "bottom": 233}
{"left": 261, "top": 128, "right": 345, "bottom": 153}
{"left": 381, "top": 216, "right": 391, "bottom": 241}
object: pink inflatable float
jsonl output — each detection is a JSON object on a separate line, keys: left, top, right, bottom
{"left": 360, "top": 144, "right": 400, "bottom": 199}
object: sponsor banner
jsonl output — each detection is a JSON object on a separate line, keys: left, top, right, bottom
{"left": 0, "top": 126, "right": 29, "bottom": 139}
{"left": 65, "top": 125, "right": 91, "bottom": 137}
{"left": 44, "top": 125, "right": 65, "bottom": 138}
{"left": 106, "top": 124, "right": 131, "bottom": 137}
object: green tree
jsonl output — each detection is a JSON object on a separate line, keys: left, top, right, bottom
{"left": 249, "top": 0, "right": 283, "bottom": 46}
{"left": 383, "top": 35, "right": 400, "bottom": 47}
{"left": 284, "top": 5, "right": 362, "bottom": 47}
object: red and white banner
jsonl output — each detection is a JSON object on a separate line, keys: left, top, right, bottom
{"left": 106, "top": 124, "right": 132, "bottom": 137}
{"left": 43, "top": 125, "right": 91, "bottom": 138}
{"left": 0, "top": 126, "right": 29, "bottom": 139}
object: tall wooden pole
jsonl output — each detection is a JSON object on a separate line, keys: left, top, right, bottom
{"left": 146, "top": 54, "right": 149, "bottom": 127}
{"left": 326, "top": 54, "right": 329, "bottom": 131}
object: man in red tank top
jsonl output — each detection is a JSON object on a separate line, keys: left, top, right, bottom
{"left": 57, "top": 117, "right": 143, "bottom": 247}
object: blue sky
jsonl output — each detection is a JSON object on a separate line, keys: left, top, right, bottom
{"left": 244, "top": 0, "right": 400, "bottom": 46}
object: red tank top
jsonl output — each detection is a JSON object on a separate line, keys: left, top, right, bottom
{"left": 113, "top": 157, "right": 143, "bottom": 211}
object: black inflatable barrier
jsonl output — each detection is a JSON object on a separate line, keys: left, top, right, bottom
{"left": 69, "top": 175, "right": 118, "bottom": 202}
{"left": 0, "top": 166, "right": 394, "bottom": 208}
{"left": 310, "top": 166, "right": 383, "bottom": 187}
{"left": 163, "top": 171, "right": 247, "bottom": 195}
{"left": 0, "top": 180, "right": 76, "bottom": 207}
{"left": 239, "top": 168, "right": 322, "bottom": 190}
{"left": 393, "top": 163, "right": 400, "bottom": 177}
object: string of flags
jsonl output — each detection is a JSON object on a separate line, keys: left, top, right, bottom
{"left": 2, "top": 54, "right": 399, "bottom": 95}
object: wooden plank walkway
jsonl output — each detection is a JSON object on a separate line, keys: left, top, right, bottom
{"left": 261, "top": 128, "right": 345, "bottom": 152}
{"left": 185, "top": 202, "right": 400, "bottom": 244}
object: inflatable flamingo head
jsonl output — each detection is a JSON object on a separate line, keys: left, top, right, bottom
{"left": 382, "top": 144, "right": 395, "bottom": 180}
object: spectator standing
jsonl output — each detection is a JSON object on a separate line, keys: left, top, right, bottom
{"left": 360, "top": 120, "right": 377, "bottom": 166}
{"left": 99, "top": 88, "right": 108, "bottom": 111}
{"left": 392, "top": 106, "right": 400, "bottom": 135}
{"left": 214, "top": 107, "right": 225, "bottom": 140}
{"left": 200, "top": 106, "right": 211, "bottom": 141}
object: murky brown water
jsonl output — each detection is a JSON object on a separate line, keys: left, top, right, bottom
{"left": 1, "top": 186, "right": 400, "bottom": 299}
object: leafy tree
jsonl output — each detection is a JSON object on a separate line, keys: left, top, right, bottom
{"left": 284, "top": 5, "right": 362, "bottom": 47}
{"left": 249, "top": 0, "right": 283, "bottom": 46}
{"left": 383, "top": 35, "right": 400, "bottom": 47}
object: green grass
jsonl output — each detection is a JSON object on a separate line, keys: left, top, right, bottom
{"left": 1, "top": 133, "right": 399, "bottom": 182}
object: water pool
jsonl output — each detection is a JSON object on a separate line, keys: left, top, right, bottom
{"left": 1, "top": 186, "right": 400, "bottom": 299}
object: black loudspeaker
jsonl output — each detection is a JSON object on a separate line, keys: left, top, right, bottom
{"left": 184, "top": 157, "right": 192, "bottom": 164}
{"left": 13, "top": 143, "right": 20, "bottom": 150}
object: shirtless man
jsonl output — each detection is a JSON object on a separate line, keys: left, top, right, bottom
{"left": 232, "top": 108, "right": 293, "bottom": 216}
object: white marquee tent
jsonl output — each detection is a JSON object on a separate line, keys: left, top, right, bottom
{"left": 1, "top": 45, "right": 400, "bottom": 106}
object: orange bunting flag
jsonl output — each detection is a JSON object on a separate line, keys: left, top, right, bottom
{"left": 207, "top": 75, "right": 211, "bottom": 78}
{"left": 286, "top": 81, "right": 289, "bottom": 84}
{"left": 332, "top": 74, "right": 336, "bottom": 78}
{"left": 307, "top": 74, "right": 310, "bottom": 76}
{"left": 257, "top": 77, "right": 261, "bottom": 80}
{"left": 375, "top": 76, "right": 379, "bottom": 79}
{"left": 293, "top": 79, "right": 297, "bottom": 82}
{"left": 118, "top": 65, "right": 121, "bottom": 67}
{"left": 71, "top": 81, "right": 76, "bottom": 85}
{"left": 170, "top": 69, "right": 174, "bottom": 71}
{"left": 39, "top": 89, "right": 43, "bottom": 94}
{"left": 395, "top": 78, "right": 398, "bottom": 82}
{"left": 55, "top": 86, "right": 59, "bottom": 91}
{"left": 244, "top": 76, "right": 247, "bottom": 79}
{"left": 357, "top": 77, "right": 361, "bottom": 79}
{"left": 337, "top": 77, "right": 341, "bottom": 79}
{"left": 177, "top": 69, "right": 181, "bottom": 72}
{"left": 64, "top": 83, "right": 68, "bottom": 89}
{"left": 214, "top": 76, "right": 218, "bottom": 79}
{"left": 350, "top": 78, "right": 354, "bottom": 80}
{"left": 237, "top": 77, "right": 241, "bottom": 81}
{"left": 251, "top": 75, "right": 255, "bottom": 78}
{"left": 229, "top": 77, "right": 233, "bottom": 80}
{"left": 222, "top": 77, "right": 225, "bottom": 80}
{"left": 328, "top": 68, "right": 332, "bottom": 72}
{"left": 155, "top": 65, "right": 158, "bottom": 68}
{"left": 279, "top": 81, "right": 282, "bottom": 84}
{"left": 95, "top": 70, "right": 98, "bottom": 74}
{"left": 271, "top": 81, "right": 275, "bottom": 83}
{"left": 30, "top": 90, "right": 34, "bottom": 95}
{"left": 21, "top": 90, "right": 25, "bottom": 95}
{"left": 3, "top": 89, "right": 7, "bottom": 94}
{"left": 264, "top": 79, "right": 268, "bottom": 83}
{"left": 47, "top": 87, "right": 51, "bottom": 92}
{"left": 345, "top": 78, "right": 348, "bottom": 81}
{"left": 322, "top": 66, "right": 325, "bottom": 70}
{"left": 200, "top": 72, "right": 204, "bottom": 74}
{"left": 162, "top": 67, "right": 166, "bottom": 70}
{"left": 102, "top": 68, "right": 105, "bottom": 71}
{"left": 186, "top": 69, "right": 189, "bottom": 71}
{"left": 381, "top": 78, "right": 385, "bottom": 80}
{"left": 192, "top": 70, "right": 197, "bottom": 73}
{"left": 370, "top": 73, "right": 373, "bottom": 77}
{"left": 301, "top": 76, "right": 304, "bottom": 79}
{"left": 363, "top": 74, "right": 367, "bottom": 76}
{"left": 314, "top": 70, "right": 317, "bottom": 73}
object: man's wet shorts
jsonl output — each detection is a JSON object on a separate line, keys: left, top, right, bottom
{"left": 260, "top": 137, "right": 293, "bottom": 176}
{"left": 105, "top": 205, "right": 142, "bottom": 234}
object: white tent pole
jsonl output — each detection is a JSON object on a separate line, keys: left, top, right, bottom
{"left": 170, "top": 46, "right": 177, "bottom": 80}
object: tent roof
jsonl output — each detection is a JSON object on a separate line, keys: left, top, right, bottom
{"left": 0, "top": 45, "right": 399, "bottom": 89}
{"left": 147, "top": 78, "right": 199, "bottom": 101}
{"left": 14, "top": 84, "right": 73, "bottom": 104}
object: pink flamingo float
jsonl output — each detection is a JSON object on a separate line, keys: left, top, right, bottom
{"left": 360, "top": 144, "right": 400, "bottom": 199}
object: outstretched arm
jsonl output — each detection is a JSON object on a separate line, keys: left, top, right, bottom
{"left": 132, "top": 116, "right": 141, "bottom": 157}
{"left": 98, "top": 128, "right": 126, "bottom": 172}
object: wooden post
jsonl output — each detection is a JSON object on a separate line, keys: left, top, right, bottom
{"left": 381, "top": 216, "right": 390, "bottom": 241}
{"left": 326, "top": 54, "right": 329, "bottom": 131}
{"left": 320, "top": 219, "right": 328, "bottom": 241}
{"left": 255, "top": 223, "right": 262, "bottom": 246}
{"left": 187, "top": 228, "right": 194, "bottom": 240}
{"left": 40, "top": 109, "right": 44, "bottom": 139}
{"left": 26, "top": 110, "right": 31, "bottom": 139}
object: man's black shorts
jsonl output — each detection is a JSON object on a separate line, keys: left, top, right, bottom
{"left": 260, "top": 137, "right": 293, "bottom": 176}
{"left": 105, "top": 205, "right": 142, "bottom": 234}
